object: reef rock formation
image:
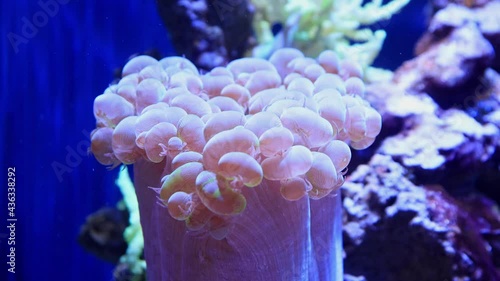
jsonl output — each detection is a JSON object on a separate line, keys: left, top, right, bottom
{"left": 156, "top": 0, "right": 255, "bottom": 71}
{"left": 394, "top": 1, "right": 500, "bottom": 108}
{"left": 343, "top": 154, "right": 500, "bottom": 281}
{"left": 342, "top": 1, "right": 500, "bottom": 280}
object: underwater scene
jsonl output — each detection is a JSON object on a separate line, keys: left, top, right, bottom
{"left": 2, "top": 0, "right": 500, "bottom": 280}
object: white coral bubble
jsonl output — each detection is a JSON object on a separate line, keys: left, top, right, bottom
{"left": 218, "top": 152, "right": 263, "bottom": 187}
{"left": 280, "top": 177, "right": 310, "bottom": 201}
{"left": 318, "top": 140, "right": 351, "bottom": 172}
{"left": 167, "top": 191, "right": 194, "bottom": 221}
{"left": 259, "top": 127, "right": 294, "bottom": 157}
{"left": 280, "top": 107, "right": 333, "bottom": 148}
{"left": 202, "top": 126, "right": 259, "bottom": 172}
{"left": 261, "top": 145, "right": 313, "bottom": 181}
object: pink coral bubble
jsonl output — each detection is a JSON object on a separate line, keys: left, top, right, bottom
{"left": 244, "top": 111, "right": 282, "bottom": 138}
{"left": 339, "top": 60, "right": 364, "bottom": 80}
{"left": 171, "top": 151, "right": 203, "bottom": 170}
{"left": 259, "top": 127, "right": 294, "bottom": 157}
{"left": 304, "top": 64, "right": 326, "bottom": 82}
{"left": 269, "top": 48, "right": 304, "bottom": 79}
{"left": 313, "top": 88, "right": 343, "bottom": 103}
{"left": 218, "top": 152, "right": 263, "bottom": 187}
{"left": 104, "top": 85, "right": 118, "bottom": 95}
{"left": 159, "top": 56, "right": 198, "bottom": 74}
{"left": 195, "top": 171, "right": 247, "bottom": 215}
{"left": 313, "top": 73, "right": 346, "bottom": 94}
{"left": 317, "top": 50, "right": 340, "bottom": 74}
{"left": 345, "top": 77, "right": 365, "bottom": 97}
{"left": 287, "top": 57, "right": 317, "bottom": 75}
{"left": 160, "top": 162, "right": 204, "bottom": 201}
{"left": 177, "top": 114, "right": 206, "bottom": 153}
{"left": 261, "top": 145, "right": 313, "bottom": 181}
{"left": 135, "top": 109, "right": 171, "bottom": 137}
{"left": 165, "top": 137, "right": 185, "bottom": 158}
{"left": 161, "top": 87, "right": 191, "bottom": 104}
{"left": 209, "top": 66, "right": 234, "bottom": 78}
{"left": 350, "top": 136, "right": 376, "bottom": 150}
{"left": 116, "top": 84, "right": 137, "bottom": 106}
{"left": 318, "top": 140, "right": 351, "bottom": 172}
{"left": 280, "top": 107, "right": 333, "bottom": 148}
{"left": 169, "top": 71, "right": 203, "bottom": 95}
{"left": 90, "top": 127, "right": 120, "bottom": 167}
{"left": 138, "top": 64, "right": 168, "bottom": 84}
{"left": 306, "top": 152, "right": 338, "bottom": 190}
{"left": 235, "top": 72, "right": 251, "bottom": 86}
{"left": 248, "top": 88, "right": 287, "bottom": 114}
{"left": 283, "top": 72, "right": 302, "bottom": 87}
{"left": 117, "top": 73, "right": 139, "bottom": 88}
{"left": 308, "top": 185, "right": 335, "bottom": 200}
{"left": 365, "top": 107, "right": 382, "bottom": 138}
{"left": 144, "top": 122, "right": 178, "bottom": 163}
{"left": 140, "top": 102, "right": 170, "bottom": 114}
{"left": 283, "top": 72, "right": 303, "bottom": 87}
{"left": 122, "top": 55, "right": 159, "bottom": 77}
{"left": 185, "top": 199, "right": 213, "bottom": 231}
{"left": 170, "top": 94, "right": 211, "bottom": 117}
{"left": 136, "top": 78, "right": 167, "bottom": 114}
{"left": 227, "top": 57, "right": 276, "bottom": 77}
{"left": 268, "top": 90, "right": 318, "bottom": 113}
{"left": 287, "top": 77, "right": 314, "bottom": 97}
{"left": 345, "top": 104, "right": 367, "bottom": 142}
{"left": 265, "top": 99, "right": 307, "bottom": 116}
{"left": 202, "top": 126, "right": 259, "bottom": 172}
{"left": 244, "top": 70, "right": 282, "bottom": 95}
{"left": 220, "top": 84, "right": 251, "bottom": 109}
{"left": 111, "top": 116, "right": 142, "bottom": 164}
{"left": 201, "top": 67, "right": 234, "bottom": 98}
{"left": 314, "top": 89, "right": 346, "bottom": 133}
{"left": 207, "top": 96, "right": 245, "bottom": 113}
{"left": 203, "top": 111, "right": 246, "bottom": 141}
{"left": 279, "top": 177, "right": 310, "bottom": 201}
{"left": 93, "top": 93, "right": 134, "bottom": 128}
{"left": 202, "top": 75, "right": 234, "bottom": 97}
{"left": 167, "top": 191, "right": 194, "bottom": 221}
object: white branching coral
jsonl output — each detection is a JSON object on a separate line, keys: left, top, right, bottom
{"left": 251, "top": 0, "right": 410, "bottom": 80}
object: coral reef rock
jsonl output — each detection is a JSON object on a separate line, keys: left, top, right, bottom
{"left": 395, "top": 1, "right": 500, "bottom": 108}
{"left": 343, "top": 154, "right": 500, "bottom": 281}
{"left": 379, "top": 109, "right": 499, "bottom": 194}
{"left": 156, "top": 0, "right": 255, "bottom": 71}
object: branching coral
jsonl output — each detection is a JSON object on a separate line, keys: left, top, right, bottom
{"left": 91, "top": 49, "right": 381, "bottom": 280}
{"left": 251, "top": 0, "right": 410, "bottom": 81}
{"left": 114, "top": 167, "right": 146, "bottom": 280}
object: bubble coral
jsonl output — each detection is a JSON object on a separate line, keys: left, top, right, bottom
{"left": 91, "top": 49, "right": 381, "bottom": 280}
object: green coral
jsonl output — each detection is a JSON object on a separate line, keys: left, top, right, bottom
{"left": 251, "top": 0, "right": 410, "bottom": 81}
{"left": 116, "top": 167, "right": 146, "bottom": 280}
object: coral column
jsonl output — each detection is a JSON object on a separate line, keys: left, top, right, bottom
{"left": 134, "top": 158, "right": 343, "bottom": 280}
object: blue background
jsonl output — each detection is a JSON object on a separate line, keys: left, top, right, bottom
{"left": 0, "top": 1, "right": 426, "bottom": 280}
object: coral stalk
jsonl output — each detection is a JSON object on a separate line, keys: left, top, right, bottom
{"left": 134, "top": 158, "right": 343, "bottom": 280}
